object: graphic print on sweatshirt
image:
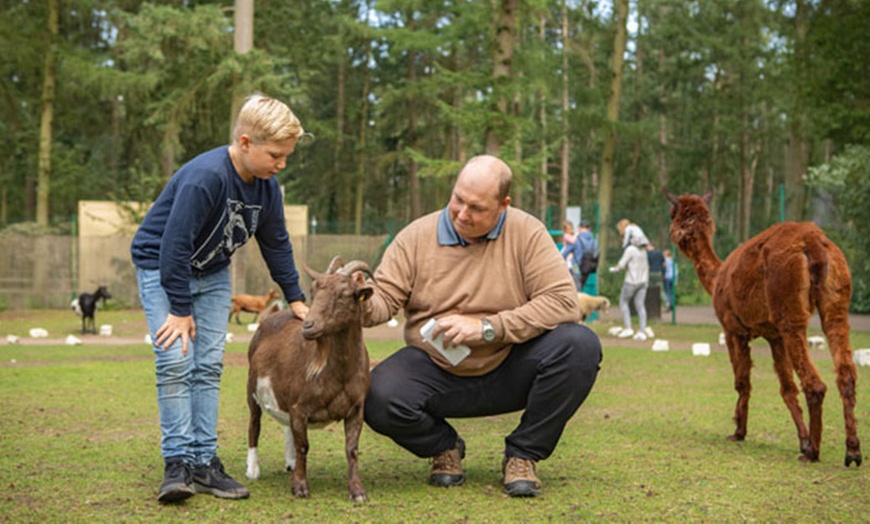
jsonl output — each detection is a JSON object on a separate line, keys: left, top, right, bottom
{"left": 191, "top": 198, "right": 262, "bottom": 271}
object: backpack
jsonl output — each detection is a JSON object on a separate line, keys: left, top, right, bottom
{"left": 579, "top": 236, "right": 599, "bottom": 275}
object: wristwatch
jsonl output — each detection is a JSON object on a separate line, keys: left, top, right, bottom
{"left": 481, "top": 318, "right": 496, "bottom": 342}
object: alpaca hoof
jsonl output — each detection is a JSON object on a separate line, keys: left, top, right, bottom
{"left": 799, "top": 437, "right": 811, "bottom": 455}
{"left": 350, "top": 491, "right": 368, "bottom": 503}
{"left": 845, "top": 452, "right": 862, "bottom": 467}
{"left": 726, "top": 434, "right": 745, "bottom": 442}
{"left": 292, "top": 484, "right": 310, "bottom": 498}
{"left": 798, "top": 449, "right": 819, "bottom": 463}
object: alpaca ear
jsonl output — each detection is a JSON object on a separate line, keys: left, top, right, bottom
{"left": 662, "top": 188, "right": 679, "bottom": 205}
{"left": 702, "top": 188, "right": 713, "bottom": 203}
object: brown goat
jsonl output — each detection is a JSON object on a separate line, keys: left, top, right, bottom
{"left": 229, "top": 289, "right": 280, "bottom": 324}
{"left": 245, "top": 257, "right": 373, "bottom": 501}
{"left": 665, "top": 189, "right": 861, "bottom": 466}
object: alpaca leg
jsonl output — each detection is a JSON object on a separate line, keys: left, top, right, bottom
{"left": 823, "top": 318, "right": 862, "bottom": 467}
{"left": 767, "top": 337, "right": 811, "bottom": 456}
{"left": 781, "top": 330, "right": 826, "bottom": 462}
{"left": 724, "top": 332, "right": 753, "bottom": 442}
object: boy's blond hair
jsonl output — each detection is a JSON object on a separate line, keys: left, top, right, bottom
{"left": 233, "top": 94, "right": 304, "bottom": 144}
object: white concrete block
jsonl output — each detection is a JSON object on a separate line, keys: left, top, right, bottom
{"left": 387, "top": 318, "right": 400, "bottom": 328}
{"left": 692, "top": 343, "right": 711, "bottom": 356}
{"left": 718, "top": 332, "right": 726, "bottom": 346}
{"left": 99, "top": 324, "right": 113, "bottom": 336}
{"left": 651, "top": 339, "right": 670, "bottom": 351}
{"left": 65, "top": 334, "right": 82, "bottom": 345}
{"left": 854, "top": 349, "right": 870, "bottom": 367}
{"left": 807, "top": 336, "right": 826, "bottom": 350}
{"left": 247, "top": 323, "right": 259, "bottom": 332}
{"left": 608, "top": 326, "right": 624, "bottom": 336}
{"left": 144, "top": 333, "right": 152, "bottom": 344}
{"left": 6, "top": 334, "right": 20, "bottom": 344}
{"left": 225, "top": 332, "right": 235, "bottom": 343}
{"left": 29, "top": 328, "right": 48, "bottom": 338}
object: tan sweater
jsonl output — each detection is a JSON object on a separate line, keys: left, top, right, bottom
{"left": 364, "top": 207, "right": 580, "bottom": 376}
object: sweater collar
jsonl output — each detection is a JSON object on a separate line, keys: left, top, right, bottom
{"left": 437, "top": 206, "right": 507, "bottom": 246}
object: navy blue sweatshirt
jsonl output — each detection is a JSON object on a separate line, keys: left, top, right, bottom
{"left": 131, "top": 146, "right": 305, "bottom": 316}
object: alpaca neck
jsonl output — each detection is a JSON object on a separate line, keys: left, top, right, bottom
{"left": 683, "top": 237, "right": 722, "bottom": 296}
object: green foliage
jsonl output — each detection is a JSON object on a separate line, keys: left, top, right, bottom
{"left": 0, "top": 0, "right": 868, "bottom": 263}
{"left": 805, "top": 145, "right": 870, "bottom": 312}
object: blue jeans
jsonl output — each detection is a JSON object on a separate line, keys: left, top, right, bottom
{"left": 136, "top": 267, "right": 231, "bottom": 466}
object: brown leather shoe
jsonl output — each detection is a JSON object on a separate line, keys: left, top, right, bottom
{"left": 502, "top": 455, "right": 541, "bottom": 497}
{"left": 429, "top": 437, "right": 466, "bottom": 487}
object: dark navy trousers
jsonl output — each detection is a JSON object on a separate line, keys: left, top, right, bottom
{"left": 364, "top": 323, "right": 602, "bottom": 461}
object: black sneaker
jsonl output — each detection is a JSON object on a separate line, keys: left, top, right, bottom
{"left": 158, "top": 457, "right": 195, "bottom": 504}
{"left": 192, "top": 457, "right": 250, "bottom": 499}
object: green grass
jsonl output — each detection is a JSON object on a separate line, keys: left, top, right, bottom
{"left": 1, "top": 312, "right": 869, "bottom": 522}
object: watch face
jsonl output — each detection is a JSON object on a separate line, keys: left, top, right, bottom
{"left": 482, "top": 320, "right": 495, "bottom": 342}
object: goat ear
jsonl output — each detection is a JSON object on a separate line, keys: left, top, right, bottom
{"left": 351, "top": 271, "right": 374, "bottom": 302}
{"left": 355, "top": 287, "right": 374, "bottom": 302}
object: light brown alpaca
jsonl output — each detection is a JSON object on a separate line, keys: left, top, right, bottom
{"left": 664, "top": 189, "right": 861, "bottom": 467}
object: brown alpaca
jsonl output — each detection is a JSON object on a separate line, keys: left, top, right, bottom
{"left": 664, "top": 189, "right": 861, "bottom": 467}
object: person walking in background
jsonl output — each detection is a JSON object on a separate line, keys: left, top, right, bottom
{"left": 646, "top": 242, "right": 665, "bottom": 315}
{"left": 562, "top": 220, "right": 599, "bottom": 291}
{"left": 560, "top": 220, "right": 582, "bottom": 291}
{"left": 616, "top": 218, "right": 649, "bottom": 249}
{"left": 662, "top": 248, "right": 678, "bottom": 312}
{"left": 362, "top": 155, "right": 602, "bottom": 498}
{"left": 131, "top": 94, "right": 310, "bottom": 504}
{"left": 609, "top": 231, "right": 653, "bottom": 341}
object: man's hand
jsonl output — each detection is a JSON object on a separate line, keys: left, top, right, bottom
{"left": 289, "top": 300, "right": 309, "bottom": 320}
{"left": 431, "top": 314, "right": 487, "bottom": 347}
{"left": 155, "top": 314, "right": 196, "bottom": 356}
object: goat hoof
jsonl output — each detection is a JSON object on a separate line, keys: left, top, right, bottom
{"left": 349, "top": 492, "right": 368, "bottom": 503}
{"left": 845, "top": 452, "right": 862, "bottom": 467}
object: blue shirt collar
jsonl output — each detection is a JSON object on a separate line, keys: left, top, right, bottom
{"left": 437, "top": 206, "right": 507, "bottom": 246}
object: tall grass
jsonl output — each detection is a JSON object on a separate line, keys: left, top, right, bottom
{"left": 1, "top": 314, "right": 869, "bottom": 523}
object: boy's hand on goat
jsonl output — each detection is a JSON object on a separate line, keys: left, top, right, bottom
{"left": 289, "top": 300, "right": 308, "bottom": 320}
{"left": 155, "top": 314, "right": 196, "bottom": 355}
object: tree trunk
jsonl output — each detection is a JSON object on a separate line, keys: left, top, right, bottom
{"left": 656, "top": 50, "right": 668, "bottom": 190}
{"left": 536, "top": 16, "right": 548, "bottom": 222}
{"left": 786, "top": 0, "right": 808, "bottom": 221}
{"left": 333, "top": 48, "right": 346, "bottom": 229}
{"left": 354, "top": 23, "right": 372, "bottom": 235}
{"left": 36, "top": 0, "right": 58, "bottom": 227}
{"left": 558, "top": 2, "right": 570, "bottom": 225}
{"left": 229, "top": 0, "right": 254, "bottom": 136}
{"left": 407, "top": 46, "right": 421, "bottom": 219}
{"left": 485, "top": 0, "right": 517, "bottom": 155}
{"left": 597, "top": 0, "right": 628, "bottom": 267}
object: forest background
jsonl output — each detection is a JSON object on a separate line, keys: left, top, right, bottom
{"left": 2, "top": 0, "right": 869, "bottom": 311}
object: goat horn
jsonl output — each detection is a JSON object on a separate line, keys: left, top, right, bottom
{"left": 337, "top": 260, "right": 373, "bottom": 279}
{"left": 326, "top": 256, "right": 345, "bottom": 274}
